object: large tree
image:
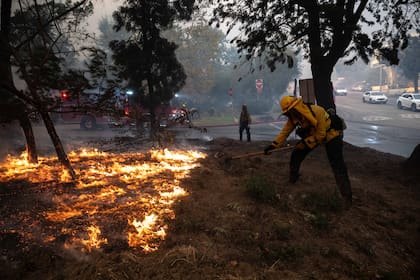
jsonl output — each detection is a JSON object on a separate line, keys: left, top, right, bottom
{"left": 211, "top": 0, "right": 420, "bottom": 110}
{"left": 399, "top": 35, "right": 420, "bottom": 92}
{"left": 1, "top": 0, "right": 38, "bottom": 163}
{"left": 0, "top": 0, "right": 94, "bottom": 178}
{"left": 110, "top": 0, "right": 195, "bottom": 139}
{"left": 97, "top": 16, "right": 130, "bottom": 51}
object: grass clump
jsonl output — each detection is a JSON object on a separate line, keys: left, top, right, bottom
{"left": 244, "top": 175, "right": 277, "bottom": 204}
{"left": 302, "top": 191, "right": 343, "bottom": 212}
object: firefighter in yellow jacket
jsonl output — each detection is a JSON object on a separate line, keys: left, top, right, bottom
{"left": 264, "top": 96, "right": 352, "bottom": 205}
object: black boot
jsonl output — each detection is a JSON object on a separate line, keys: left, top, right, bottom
{"left": 336, "top": 175, "right": 352, "bottom": 208}
{"left": 289, "top": 146, "right": 310, "bottom": 184}
{"left": 289, "top": 171, "right": 300, "bottom": 183}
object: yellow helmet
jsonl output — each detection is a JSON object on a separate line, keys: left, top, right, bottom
{"left": 280, "top": 95, "right": 300, "bottom": 114}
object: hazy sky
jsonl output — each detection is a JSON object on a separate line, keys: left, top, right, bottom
{"left": 85, "top": 0, "right": 122, "bottom": 34}
{"left": 85, "top": 1, "right": 395, "bottom": 80}
{"left": 83, "top": 1, "right": 311, "bottom": 78}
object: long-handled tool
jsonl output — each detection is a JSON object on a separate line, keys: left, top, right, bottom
{"left": 223, "top": 145, "right": 294, "bottom": 170}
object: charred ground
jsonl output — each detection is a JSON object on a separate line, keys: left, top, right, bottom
{"left": 0, "top": 133, "right": 419, "bottom": 280}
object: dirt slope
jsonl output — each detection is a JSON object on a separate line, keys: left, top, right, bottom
{"left": 0, "top": 135, "right": 419, "bottom": 280}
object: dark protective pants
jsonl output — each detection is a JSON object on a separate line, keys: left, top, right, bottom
{"left": 239, "top": 124, "right": 251, "bottom": 142}
{"left": 289, "top": 134, "right": 352, "bottom": 200}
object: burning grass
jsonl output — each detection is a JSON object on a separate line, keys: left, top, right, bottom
{"left": 1, "top": 138, "right": 418, "bottom": 279}
{"left": 0, "top": 148, "right": 206, "bottom": 254}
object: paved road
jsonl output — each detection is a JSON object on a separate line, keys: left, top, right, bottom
{"left": 336, "top": 92, "right": 420, "bottom": 157}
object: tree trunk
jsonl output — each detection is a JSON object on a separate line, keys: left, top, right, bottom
{"left": 149, "top": 107, "right": 159, "bottom": 143}
{"left": 18, "top": 113, "right": 38, "bottom": 163}
{"left": 414, "top": 75, "right": 419, "bottom": 93}
{"left": 39, "top": 111, "right": 77, "bottom": 180}
{"left": 146, "top": 77, "right": 159, "bottom": 143}
{"left": 311, "top": 61, "right": 335, "bottom": 110}
{"left": 0, "top": 92, "right": 39, "bottom": 164}
{"left": 306, "top": 6, "right": 335, "bottom": 110}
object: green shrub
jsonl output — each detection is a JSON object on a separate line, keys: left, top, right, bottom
{"left": 303, "top": 191, "right": 343, "bottom": 212}
{"left": 244, "top": 176, "right": 277, "bottom": 204}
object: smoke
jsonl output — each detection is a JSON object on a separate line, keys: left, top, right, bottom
{"left": 0, "top": 121, "right": 26, "bottom": 162}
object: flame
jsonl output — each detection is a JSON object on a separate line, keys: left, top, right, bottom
{"left": 81, "top": 224, "right": 108, "bottom": 252}
{"left": 128, "top": 213, "right": 166, "bottom": 251}
{"left": 0, "top": 148, "right": 206, "bottom": 253}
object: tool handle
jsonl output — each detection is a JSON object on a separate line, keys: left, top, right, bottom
{"left": 230, "top": 145, "right": 293, "bottom": 160}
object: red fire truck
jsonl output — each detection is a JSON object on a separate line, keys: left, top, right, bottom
{"left": 51, "top": 90, "right": 120, "bottom": 130}
{"left": 54, "top": 90, "right": 182, "bottom": 130}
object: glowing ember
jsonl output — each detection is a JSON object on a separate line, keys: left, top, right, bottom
{"left": 128, "top": 213, "right": 167, "bottom": 251}
{"left": 0, "top": 148, "right": 206, "bottom": 253}
{"left": 81, "top": 224, "right": 108, "bottom": 252}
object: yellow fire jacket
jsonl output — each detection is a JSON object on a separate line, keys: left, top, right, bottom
{"left": 272, "top": 99, "right": 340, "bottom": 149}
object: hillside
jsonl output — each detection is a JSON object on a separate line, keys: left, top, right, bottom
{"left": 0, "top": 134, "right": 419, "bottom": 279}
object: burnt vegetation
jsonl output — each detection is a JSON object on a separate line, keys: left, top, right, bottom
{"left": 0, "top": 137, "right": 419, "bottom": 279}
{"left": 1, "top": 0, "right": 420, "bottom": 279}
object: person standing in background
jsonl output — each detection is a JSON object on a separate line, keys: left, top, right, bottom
{"left": 239, "top": 104, "right": 251, "bottom": 142}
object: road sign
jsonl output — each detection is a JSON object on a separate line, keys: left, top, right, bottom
{"left": 256, "top": 79, "right": 263, "bottom": 93}
{"left": 299, "top": 79, "right": 315, "bottom": 104}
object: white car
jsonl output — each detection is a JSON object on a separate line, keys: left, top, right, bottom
{"left": 334, "top": 88, "right": 348, "bottom": 96}
{"left": 397, "top": 93, "right": 420, "bottom": 112}
{"left": 362, "top": 91, "right": 388, "bottom": 104}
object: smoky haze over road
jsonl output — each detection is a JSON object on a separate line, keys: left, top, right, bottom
{"left": 1, "top": 91, "right": 418, "bottom": 160}
{"left": 195, "top": 92, "right": 419, "bottom": 158}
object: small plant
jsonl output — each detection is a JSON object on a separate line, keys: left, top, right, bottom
{"left": 244, "top": 175, "right": 278, "bottom": 204}
{"left": 302, "top": 191, "right": 343, "bottom": 212}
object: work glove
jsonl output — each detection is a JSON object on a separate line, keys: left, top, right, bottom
{"left": 326, "top": 108, "right": 336, "bottom": 116}
{"left": 295, "top": 141, "right": 307, "bottom": 150}
{"left": 303, "top": 136, "right": 318, "bottom": 149}
{"left": 264, "top": 144, "right": 276, "bottom": 155}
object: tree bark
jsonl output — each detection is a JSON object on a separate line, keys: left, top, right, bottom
{"left": 305, "top": 4, "right": 335, "bottom": 110}
{"left": 311, "top": 60, "right": 335, "bottom": 110}
{"left": 147, "top": 79, "right": 159, "bottom": 143}
{"left": 39, "top": 111, "right": 77, "bottom": 180}
{"left": 17, "top": 113, "right": 37, "bottom": 163}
